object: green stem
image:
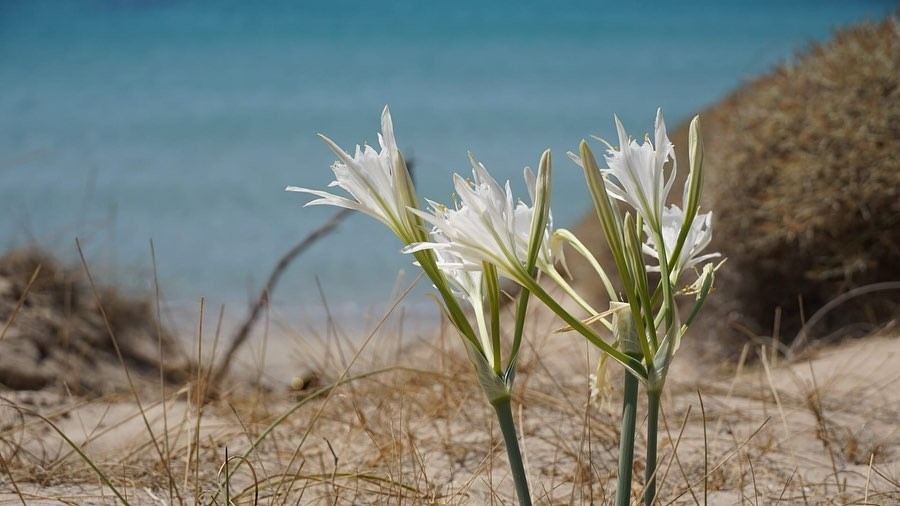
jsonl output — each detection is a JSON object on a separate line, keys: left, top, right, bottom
{"left": 493, "top": 398, "right": 531, "bottom": 506}
{"left": 644, "top": 390, "right": 661, "bottom": 506}
{"left": 616, "top": 357, "right": 642, "bottom": 506}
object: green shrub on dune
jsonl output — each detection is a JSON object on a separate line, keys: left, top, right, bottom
{"left": 575, "top": 16, "right": 899, "bottom": 357}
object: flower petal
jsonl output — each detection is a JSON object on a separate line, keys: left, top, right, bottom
{"left": 288, "top": 107, "right": 420, "bottom": 243}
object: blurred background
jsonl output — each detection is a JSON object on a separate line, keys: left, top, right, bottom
{"left": 0, "top": 0, "right": 892, "bottom": 333}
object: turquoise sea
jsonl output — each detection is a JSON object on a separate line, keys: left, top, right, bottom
{"left": 0, "top": 1, "right": 892, "bottom": 329}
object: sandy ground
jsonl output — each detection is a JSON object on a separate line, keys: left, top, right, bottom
{"left": 1, "top": 290, "right": 898, "bottom": 505}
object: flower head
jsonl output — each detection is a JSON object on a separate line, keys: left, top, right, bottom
{"left": 286, "top": 106, "right": 421, "bottom": 243}
{"left": 642, "top": 205, "right": 719, "bottom": 279}
{"left": 404, "top": 153, "right": 555, "bottom": 283}
{"left": 600, "top": 109, "right": 677, "bottom": 229}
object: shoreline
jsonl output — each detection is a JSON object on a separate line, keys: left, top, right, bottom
{"left": 163, "top": 296, "right": 446, "bottom": 389}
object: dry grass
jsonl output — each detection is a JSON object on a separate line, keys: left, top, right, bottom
{"left": 0, "top": 278, "right": 898, "bottom": 505}
{"left": 685, "top": 15, "right": 900, "bottom": 356}
{"left": 0, "top": 247, "right": 191, "bottom": 395}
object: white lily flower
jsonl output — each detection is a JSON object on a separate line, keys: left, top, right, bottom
{"left": 286, "top": 106, "right": 420, "bottom": 243}
{"left": 600, "top": 109, "right": 677, "bottom": 229}
{"left": 642, "top": 205, "right": 719, "bottom": 277}
{"left": 426, "top": 231, "right": 495, "bottom": 362}
{"left": 404, "top": 154, "right": 555, "bottom": 283}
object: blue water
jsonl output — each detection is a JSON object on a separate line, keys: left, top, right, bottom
{"left": 0, "top": 1, "right": 892, "bottom": 325}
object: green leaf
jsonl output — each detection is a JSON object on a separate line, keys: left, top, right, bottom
{"left": 525, "top": 150, "right": 552, "bottom": 272}
{"left": 650, "top": 309, "right": 682, "bottom": 393}
{"left": 668, "top": 115, "right": 704, "bottom": 278}
{"left": 623, "top": 212, "right": 655, "bottom": 354}
{"left": 462, "top": 338, "right": 511, "bottom": 404}
{"left": 484, "top": 261, "right": 503, "bottom": 374}
{"left": 682, "top": 261, "right": 717, "bottom": 330}
{"left": 578, "top": 141, "right": 628, "bottom": 284}
{"left": 553, "top": 228, "right": 618, "bottom": 303}
{"left": 610, "top": 301, "right": 641, "bottom": 356}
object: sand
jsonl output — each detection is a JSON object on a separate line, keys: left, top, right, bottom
{"left": 0, "top": 291, "right": 897, "bottom": 504}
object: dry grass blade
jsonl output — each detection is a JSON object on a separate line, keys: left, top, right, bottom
{"left": 746, "top": 453, "right": 759, "bottom": 506}
{"left": 217, "top": 450, "right": 259, "bottom": 505}
{"left": 760, "top": 349, "right": 792, "bottom": 450}
{"left": 864, "top": 453, "right": 874, "bottom": 504}
{"left": 190, "top": 297, "right": 204, "bottom": 504}
{"left": 0, "top": 264, "right": 41, "bottom": 342}
{"left": 11, "top": 403, "right": 129, "bottom": 505}
{"left": 774, "top": 467, "right": 797, "bottom": 505}
{"left": 804, "top": 362, "right": 842, "bottom": 492}
{"left": 658, "top": 405, "right": 695, "bottom": 505}
{"left": 227, "top": 402, "right": 269, "bottom": 482}
{"left": 712, "top": 343, "right": 749, "bottom": 447}
{"left": 148, "top": 239, "right": 183, "bottom": 506}
{"left": 700, "top": 391, "right": 708, "bottom": 506}
{"left": 0, "top": 449, "right": 26, "bottom": 506}
{"left": 666, "top": 417, "right": 771, "bottom": 505}
{"left": 869, "top": 465, "right": 900, "bottom": 490}
{"left": 516, "top": 403, "right": 532, "bottom": 502}
{"left": 75, "top": 239, "right": 171, "bottom": 480}
{"left": 247, "top": 470, "right": 423, "bottom": 501}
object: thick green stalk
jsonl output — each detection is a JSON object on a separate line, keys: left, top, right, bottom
{"left": 493, "top": 398, "right": 532, "bottom": 506}
{"left": 616, "top": 358, "right": 642, "bottom": 506}
{"left": 644, "top": 390, "right": 661, "bottom": 506}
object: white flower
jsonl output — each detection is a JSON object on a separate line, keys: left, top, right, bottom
{"left": 426, "top": 231, "right": 495, "bottom": 361}
{"left": 286, "top": 106, "right": 420, "bottom": 243}
{"left": 642, "top": 205, "right": 719, "bottom": 277}
{"left": 404, "top": 154, "right": 555, "bottom": 283}
{"left": 601, "top": 109, "right": 677, "bottom": 229}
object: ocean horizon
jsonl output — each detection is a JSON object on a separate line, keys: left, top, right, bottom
{"left": 1, "top": 0, "right": 893, "bottom": 332}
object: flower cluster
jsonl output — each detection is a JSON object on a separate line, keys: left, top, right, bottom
{"left": 288, "top": 106, "right": 722, "bottom": 506}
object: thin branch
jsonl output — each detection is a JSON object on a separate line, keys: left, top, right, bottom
{"left": 209, "top": 208, "right": 352, "bottom": 390}
{"left": 788, "top": 281, "right": 900, "bottom": 358}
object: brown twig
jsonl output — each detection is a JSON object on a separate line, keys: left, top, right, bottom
{"left": 209, "top": 208, "right": 353, "bottom": 391}
{"left": 787, "top": 281, "right": 900, "bottom": 358}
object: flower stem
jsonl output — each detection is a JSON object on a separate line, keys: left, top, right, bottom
{"left": 644, "top": 390, "right": 660, "bottom": 506}
{"left": 493, "top": 398, "right": 531, "bottom": 506}
{"left": 616, "top": 358, "right": 642, "bottom": 506}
